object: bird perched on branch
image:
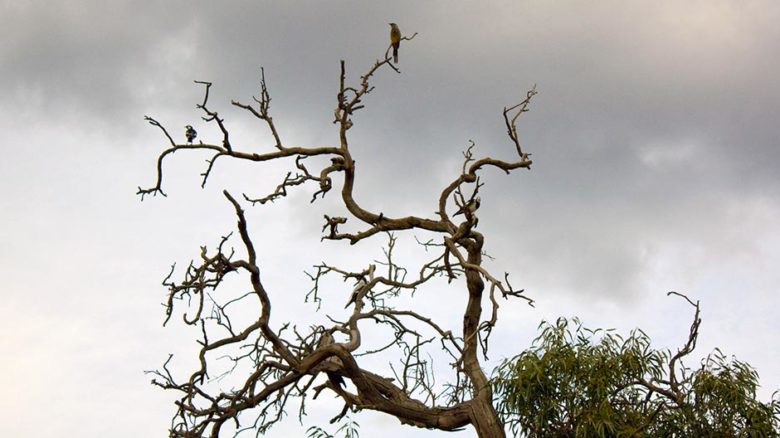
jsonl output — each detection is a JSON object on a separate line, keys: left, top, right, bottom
{"left": 345, "top": 276, "right": 367, "bottom": 309}
{"left": 185, "top": 125, "right": 197, "bottom": 144}
{"left": 345, "top": 264, "right": 376, "bottom": 309}
{"left": 389, "top": 22, "right": 401, "bottom": 63}
{"left": 454, "top": 197, "right": 481, "bottom": 217}
{"left": 316, "top": 330, "right": 345, "bottom": 388}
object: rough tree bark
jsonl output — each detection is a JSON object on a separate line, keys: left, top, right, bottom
{"left": 140, "top": 36, "right": 536, "bottom": 438}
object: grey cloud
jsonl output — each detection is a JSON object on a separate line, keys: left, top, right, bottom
{"left": 3, "top": 1, "right": 780, "bottom": 436}
{"left": 4, "top": 0, "right": 774, "bottom": 336}
{"left": 1, "top": 0, "right": 201, "bottom": 122}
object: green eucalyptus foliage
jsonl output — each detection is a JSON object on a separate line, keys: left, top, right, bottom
{"left": 306, "top": 416, "right": 360, "bottom": 438}
{"left": 492, "top": 318, "right": 779, "bottom": 437}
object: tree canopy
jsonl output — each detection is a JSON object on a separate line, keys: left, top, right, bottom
{"left": 493, "top": 294, "right": 780, "bottom": 437}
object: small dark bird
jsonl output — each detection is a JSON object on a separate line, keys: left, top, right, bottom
{"left": 454, "top": 197, "right": 481, "bottom": 217}
{"left": 389, "top": 23, "right": 401, "bottom": 63}
{"left": 185, "top": 125, "right": 197, "bottom": 144}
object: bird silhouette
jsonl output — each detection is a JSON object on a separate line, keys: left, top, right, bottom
{"left": 185, "top": 125, "right": 197, "bottom": 144}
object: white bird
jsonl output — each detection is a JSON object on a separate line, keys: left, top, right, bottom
{"left": 454, "top": 197, "right": 481, "bottom": 217}
{"left": 345, "top": 276, "right": 368, "bottom": 309}
{"left": 185, "top": 125, "right": 197, "bottom": 144}
{"left": 316, "top": 329, "right": 334, "bottom": 349}
{"left": 316, "top": 330, "right": 345, "bottom": 388}
{"left": 345, "top": 264, "right": 375, "bottom": 309}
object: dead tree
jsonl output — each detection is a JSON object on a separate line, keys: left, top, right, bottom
{"left": 140, "top": 38, "right": 536, "bottom": 437}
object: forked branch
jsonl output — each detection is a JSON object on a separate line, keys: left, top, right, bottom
{"left": 143, "top": 40, "right": 537, "bottom": 438}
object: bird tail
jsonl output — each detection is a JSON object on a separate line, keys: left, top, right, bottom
{"left": 393, "top": 46, "right": 398, "bottom": 63}
{"left": 327, "top": 372, "right": 346, "bottom": 388}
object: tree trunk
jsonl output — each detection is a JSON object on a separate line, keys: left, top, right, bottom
{"left": 463, "top": 243, "right": 506, "bottom": 438}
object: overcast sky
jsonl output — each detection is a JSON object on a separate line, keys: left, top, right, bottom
{"left": 2, "top": 1, "right": 779, "bottom": 437}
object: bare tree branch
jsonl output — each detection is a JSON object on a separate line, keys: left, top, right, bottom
{"left": 142, "top": 40, "right": 537, "bottom": 437}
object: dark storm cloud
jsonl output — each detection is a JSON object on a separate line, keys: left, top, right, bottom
{"left": 1, "top": 0, "right": 201, "bottom": 120}
{"left": 5, "top": 0, "right": 778, "bottom": 302}
{"left": 2, "top": 0, "right": 776, "bottom": 302}
{"left": 180, "top": 2, "right": 780, "bottom": 302}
